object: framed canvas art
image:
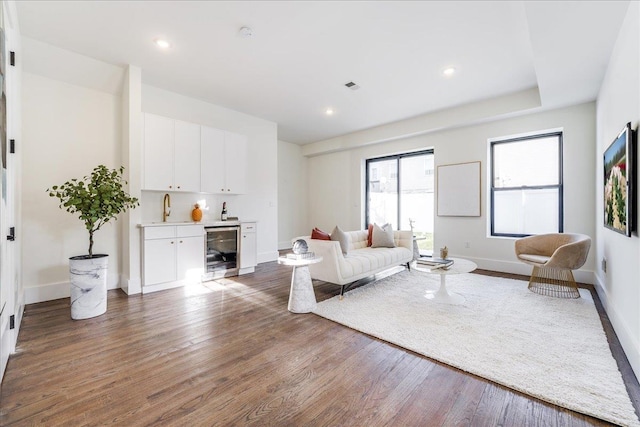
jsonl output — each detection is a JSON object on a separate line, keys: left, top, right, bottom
{"left": 604, "top": 122, "right": 634, "bottom": 236}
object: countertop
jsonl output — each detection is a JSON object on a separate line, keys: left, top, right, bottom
{"left": 138, "top": 220, "right": 255, "bottom": 228}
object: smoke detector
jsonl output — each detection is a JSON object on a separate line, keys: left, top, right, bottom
{"left": 239, "top": 27, "right": 253, "bottom": 38}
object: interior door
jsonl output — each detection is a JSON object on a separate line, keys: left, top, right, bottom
{"left": 0, "top": 2, "right": 20, "bottom": 384}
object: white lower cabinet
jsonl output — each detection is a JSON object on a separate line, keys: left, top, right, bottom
{"left": 143, "top": 225, "right": 204, "bottom": 292}
{"left": 239, "top": 222, "right": 257, "bottom": 274}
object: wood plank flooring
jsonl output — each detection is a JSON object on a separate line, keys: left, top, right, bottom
{"left": 0, "top": 262, "right": 638, "bottom": 426}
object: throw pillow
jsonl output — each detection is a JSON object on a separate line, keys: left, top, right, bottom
{"left": 330, "top": 226, "right": 349, "bottom": 255}
{"left": 371, "top": 223, "right": 395, "bottom": 248}
{"left": 311, "top": 227, "right": 331, "bottom": 240}
{"left": 367, "top": 223, "right": 374, "bottom": 247}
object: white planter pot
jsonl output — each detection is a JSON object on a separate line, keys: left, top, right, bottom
{"left": 69, "top": 254, "right": 108, "bottom": 320}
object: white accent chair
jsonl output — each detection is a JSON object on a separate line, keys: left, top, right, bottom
{"left": 515, "top": 233, "right": 591, "bottom": 298}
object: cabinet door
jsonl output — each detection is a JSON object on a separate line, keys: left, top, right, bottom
{"left": 174, "top": 120, "right": 201, "bottom": 192}
{"left": 144, "top": 114, "right": 174, "bottom": 191}
{"left": 200, "top": 126, "right": 226, "bottom": 193}
{"left": 144, "top": 239, "right": 176, "bottom": 286}
{"left": 240, "top": 223, "right": 257, "bottom": 268}
{"left": 224, "top": 132, "right": 248, "bottom": 194}
{"left": 176, "top": 236, "right": 205, "bottom": 283}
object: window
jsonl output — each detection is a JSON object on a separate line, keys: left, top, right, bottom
{"left": 366, "top": 150, "right": 434, "bottom": 252}
{"left": 490, "top": 132, "right": 563, "bottom": 237}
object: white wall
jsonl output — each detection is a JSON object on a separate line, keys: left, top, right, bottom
{"left": 307, "top": 102, "right": 597, "bottom": 282}
{"left": 20, "top": 39, "right": 279, "bottom": 303}
{"left": 595, "top": 1, "right": 640, "bottom": 381}
{"left": 22, "top": 72, "right": 122, "bottom": 302}
{"left": 278, "top": 140, "right": 309, "bottom": 248}
{"left": 141, "top": 85, "right": 279, "bottom": 263}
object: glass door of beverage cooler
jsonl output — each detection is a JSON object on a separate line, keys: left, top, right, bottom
{"left": 204, "top": 226, "right": 240, "bottom": 279}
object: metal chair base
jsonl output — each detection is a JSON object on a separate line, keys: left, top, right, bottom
{"left": 527, "top": 266, "right": 580, "bottom": 299}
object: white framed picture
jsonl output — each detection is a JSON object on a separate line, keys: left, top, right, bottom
{"left": 437, "top": 161, "right": 481, "bottom": 217}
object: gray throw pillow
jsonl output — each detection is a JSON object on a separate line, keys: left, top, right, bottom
{"left": 330, "top": 226, "right": 349, "bottom": 255}
{"left": 371, "top": 223, "right": 395, "bottom": 248}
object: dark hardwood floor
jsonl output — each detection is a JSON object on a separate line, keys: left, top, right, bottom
{"left": 1, "top": 262, "right": 638, "bottom": 426}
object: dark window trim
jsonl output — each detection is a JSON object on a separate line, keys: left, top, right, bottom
{"left": 490, "top": 132, "right": 563, "bottom": 238}
{"left": 365, "top": 149, "right": 434, "bottom": 229}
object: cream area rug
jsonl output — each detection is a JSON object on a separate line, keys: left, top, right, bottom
{"left": 313, "top": 270, "right": 640, "bottom": 427}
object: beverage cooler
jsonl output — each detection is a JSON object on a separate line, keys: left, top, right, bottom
{"left": 203, "top": 225, "right": 240, "bottom": 280}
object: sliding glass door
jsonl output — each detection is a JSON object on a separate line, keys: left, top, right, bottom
{"left": 366, "top": 150, "right": 434, "bottom": 253}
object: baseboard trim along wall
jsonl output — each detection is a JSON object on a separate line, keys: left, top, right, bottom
{"left": 464, "top": 255, "right": 595, "bottom": 285}
{"left": 24, "top": 281, "right": 121, "bottom": 305}
{"left": 594, "top": 274, "right": 640, "bottom": 383}
{"left": 258, "top": 251, "right": 279, "bottom": 264}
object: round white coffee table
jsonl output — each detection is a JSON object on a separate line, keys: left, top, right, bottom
{"left": 278, "top": 255, "right": 323, "bottom": 313}
{"left": 412, "top": 257, "right": 477, "bottom": 305}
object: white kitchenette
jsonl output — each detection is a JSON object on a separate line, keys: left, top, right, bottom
{"left": 139, "top": 220, "right": 257, "bottom": 294}
{"left": 138, "top": 112, "right": 259, "bottom": 294}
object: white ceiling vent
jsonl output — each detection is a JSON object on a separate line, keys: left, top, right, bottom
{"left": 345, "top": 81, "right": 360, "bottom": 90}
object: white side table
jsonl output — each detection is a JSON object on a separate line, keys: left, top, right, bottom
{"left": 278, "top": 256, "right": 324, "bottom": 313}
{"left": 412, "top": 257, "right": 477, "bottom": 305}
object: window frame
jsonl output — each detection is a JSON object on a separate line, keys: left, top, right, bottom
{"left": 489, "top": 132, "right": 564, "bottom": 238}
{"left": 365, "top": 149, "right": 434, "bottom": 229}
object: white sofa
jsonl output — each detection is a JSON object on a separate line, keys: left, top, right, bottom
{"left": 299, "top": 229, "right": 413, "bottom": 297}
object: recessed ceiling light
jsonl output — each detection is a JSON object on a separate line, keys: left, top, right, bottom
{"left": 325, "top": 108, "right": 335, "bottom": 116}
{"left": 442, "top": 67, "right": 457, "bottom": 77}
{"left": 154, "top": 38, "right": 171, "bottom": 49}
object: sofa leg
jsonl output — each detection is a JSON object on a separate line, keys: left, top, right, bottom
{"left": 339, "top": 285, "right": 345, "bottom": 300}
{"left": 406, "top": 262, "right": 411, "bottom": 271}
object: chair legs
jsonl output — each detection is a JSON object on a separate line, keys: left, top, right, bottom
{"left": 527, "top": 266, "right": 580, "bottom": 299}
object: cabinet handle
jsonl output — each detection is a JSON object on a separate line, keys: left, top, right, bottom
{"left": 177, "top": 185, "right": 181, "bottom": 189}
{"left": 171, "top": 241, "right": 174, "bottom": 244}
{"left": 179, "top": 240, "right": 183, "bottom": 243}
{"left": 221, "top": 188, "right": 224, "bottom": 191}
{"left": 169, "top": 185, "right": 172, "bottom": 189}
{"left": 227, "top": 189, "right": 231, "bottom": 192}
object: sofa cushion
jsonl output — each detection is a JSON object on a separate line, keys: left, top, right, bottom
{"left": 371, "top": 223, "right": 395, "bottom": 248}
{"left": 338, "top": 246, "right": 412, "bottom": 279}
{"left": 331, "top": 226, "right": 349, "bottom": 254}
{"left": 311, "top": 227, "right": 331, "bottom": 240}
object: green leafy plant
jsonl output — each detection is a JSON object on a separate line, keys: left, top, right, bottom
{"left": 47, "top": 165, "right": 139, "bottom": 258}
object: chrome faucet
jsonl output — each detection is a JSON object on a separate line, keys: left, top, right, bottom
{"left": 163, "top": 193, "right": 171, "bottom": 222}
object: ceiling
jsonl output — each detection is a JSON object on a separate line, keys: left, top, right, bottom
{"left": 14, "top": 1, "right": 630, "bottom": 145}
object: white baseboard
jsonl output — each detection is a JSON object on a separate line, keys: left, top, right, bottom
{"left": 462, "top": 255, "right": 595, "bottom": 285}
{"left": 278, "top": 240, "right": 292, "bottom": 250}
{"left": 593, "top": 274, "right": 640, "bottom": 383}
{"left": 120, "top": 275, "right": 141, "bottom": 295}
{"left": 25, "top": 281, "right": 120, "bottom": 304}
{"left": 142, "top": 280, "right": 185, "bottom": 294}
{"left": 258, "top": 251, "right": 279, "bottom": 264}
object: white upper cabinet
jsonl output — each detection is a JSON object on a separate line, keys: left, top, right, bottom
{"left": 200, "top": 126, "right": 226, "bottom": 193}
{"left": 174, "top": 120, "right": 201, "bottom": 192}
{"left": 201, "top": 126, "right": 248, "bottom": 194}
{"left": 224, "top": 132, "right": 248, "bottom": 194}
{"left": 143, "top": 114, "right": 174, "bottom": 191}
{"left": 144, "top": 113, "right": 248, "bottom": 194}
{"left": 144, "top": 113, "right": 202, "bottom": 192}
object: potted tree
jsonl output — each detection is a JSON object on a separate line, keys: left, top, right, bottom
{"left": 47, "top": 165, "right": 139, "bottom": 320}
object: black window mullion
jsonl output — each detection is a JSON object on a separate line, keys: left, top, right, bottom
{"left": 490, "top": 132, "right": 563, "bottom": 237}
{"left": 365, "top": 149, "right": 434, "bottom": 230}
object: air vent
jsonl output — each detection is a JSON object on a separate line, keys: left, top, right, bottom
{"left": 345, "top": 81, "right": 360, "bottom": 90}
